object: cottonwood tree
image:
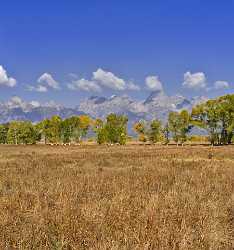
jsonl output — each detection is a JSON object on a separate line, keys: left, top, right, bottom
{"left": 133, "top": 120, "right": 147, "bottom": 142}
{"left": 191, "top": 94, "right": 234, "bottom": 145}
{"left": 19, "top": 121, "right": 39, "bottom": 144}
{"left": 0, "top": 124, "right": 9, "bottom": 144}
{"left": 96, "top": 114, "right": 128, "bottom": 145}
{"left": 36, "top": 119, "right": 50, "bottom": 144}
{"left": 162, "top": 123, "right": 170, "bottom": 145}
{"left": 60, "top": 115, "right": 92, "bottom": 143}
{"left": 148, "top": 119, "right": 162, "bottom": 143}
{"left": 168, "top": 110, "right": 192, "bottom": 145}
{"left": 75, "top": 115, "right": 91, "bottom": 142}
{"left": 49, "top": 116, "right": 62, "bottom": 143}
{"left": 105, "top": 114, "right": 128, "bottom": 145}
{"left": 36, "top": 116, "right": 62, "bottom": 144}
{"left": 61, "top": 117, "right": 74, "bottom": 143}
{"left": 168, "top": 112, "right": 181, "bottom": 145}
{"left": 7, "top": 121, "right": 38, "bottom": 144}
{"left": 192, "top": 101, "right": 220, "bottom": 145}
{"left": 179, "top": 110, "right": 191, "bottom": 144}
{"left": 7, "top": 121, "right": 22, "bottom": 144}
{"left": 60, "top": 116, "right": 79, "bottom": 143}
{"left": 93, "top": 118, "right": 107, "bottom": 144}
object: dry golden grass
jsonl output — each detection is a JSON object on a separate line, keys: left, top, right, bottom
{"left": 0, "top": 144, "right": 233, "bottom": 249}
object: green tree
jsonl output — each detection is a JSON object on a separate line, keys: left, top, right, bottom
{"left": 191, "top": 95, "right": 234, "bottom": 145}
{"left": 61, "top": 117, "right": 77, "bottom": 143}
{"left": 60, "top": 115, "right": 91, "bottom": 143}
{"left": 133, "top": 120, "right": 147, "bottom": 142}
{"left": 148, "top": 119, "right": 162, "bottom": 143}
{"left": 36, "top": 119, "right": 51, "bottom": 144}
{"left": 192, "top": 100, "right": 220, "bottom": 145}
{"left": 7, "top": 121, "right": 38, "bottom": 144}
{"left": 18, "top": 121, "right": 38, "bottom": 144}
{"left": 73, "top": 115, "right": 91, "bottom": 142}
{"left": 0, "top": 124, "right": 9, "bottom": 144}
{"left": 168, "top": 110, "right": 192, "bottom": 145}
{"left": 179, "top": 110, "right": 191, "bottom": 144}
{"left": 97, "top": 127, "right": 108, "bottom": 145}
{"left": 96, "top": 114, "right": 128, "bottom": 145}
{"left": 48, "top": 116, "right": 62, "bottom": 143}
{"left": 7, "top": 121, "right": 21, "bottom": 144}
{"left": 93, "top": 118, "right": 106, "bottom": 144}
{"left": 162, "top": 123, "right": 170, "bottom": 145}
{"left": 93, "top": 118, "right": 103, "bottom": 133}
{"left": 217, "top": 95, "right": 234, "bottom": 144}
{"left": 168, "top": 112, "right": 181, "bottom": 144}
{"left": 106, "top": 114, "right": 128, "bottom": 145}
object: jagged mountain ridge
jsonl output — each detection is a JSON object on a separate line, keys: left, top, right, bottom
{"left": 0, "top": 92, "right": 207, "bottom": 124}
{"left": 78, "top": 91, "right": 207, "bottom": 123}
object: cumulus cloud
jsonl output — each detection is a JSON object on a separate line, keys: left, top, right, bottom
{"left": 6, "top": 96, "right": 44, "bottom": 111}
{"left": 68, "top": 73, "right": 78, "bottom": 79}
{"left": 7, "top": 96, "right": 23, "bottom": 107}
{"left": 30, "top": 100, "right": 41, "bottom": 107}
{"left": 68, "top": 78, "right": 101, "bottom": 93}
{"left": 27, "top": 85, "right": 48, "bottom": 92}
{"left": 38, "top": 73, "right": 60, "bottom": 90}
{"left": 68, "top": 69, "right": 140, "bottom": 92}
{"left": 214, "top": 81, "right": 229, "bottom": 90}
{"left": 0, "top": 65, "right": 17, "bottom": 87}
{"left": 145, "top": 76, "right": 163, "bottom": 92}
{"left": 183, "top": 71, "right": 207, "bottom": 89}
{"left": 126, "top": 81, "right": 141, "bottom": 91}
{"left": 92, "top": 68, "right": 126, "bottom": 91}
{"left": 6, "top": 96, "right": 31, "bottom": 110}
{"left": 27, "top": 72, "right": 60, "bottom": 92}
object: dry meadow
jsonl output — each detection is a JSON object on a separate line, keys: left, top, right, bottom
{"left": 0, "top": 144, "right": 233, "bottom": 249}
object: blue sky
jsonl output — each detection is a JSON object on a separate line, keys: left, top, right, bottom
{"left": 0, "top": 0, "right": 233, "bottom": 106}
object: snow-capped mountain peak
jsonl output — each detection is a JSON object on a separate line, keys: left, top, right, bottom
{"left": 0, "top": 93, "right": 207, "bottom": 125}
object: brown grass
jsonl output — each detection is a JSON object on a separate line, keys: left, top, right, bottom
{"left": 0, "top": 145, "right": 233, "bottom": 249}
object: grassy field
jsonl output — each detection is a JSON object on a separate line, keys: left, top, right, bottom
{"left": 0, "top": 145, "right": 233, "bottom": 249}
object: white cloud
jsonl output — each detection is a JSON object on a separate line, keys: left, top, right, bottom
{"left": 30, "top": 100, "right": 40, "bottom": 107}
{"left": 183, "top": 71, "right": 207, "bottom": 89}
{"left": 38, "top": 73, "right": 60, "bottom": 90}
{"left": 0, "top": 65, "right": 17, "bottom": 87}
{"left": 145, "top": 76, "right": 163, "bottom": 92}
{"left": 68, "top": 69, "right": 140, "bottom": 92}
{"left": 7, "top": 96, "right": 28, "bottom": 110}
{"left": 37, "top": 85, "right": 48, "bottom": 92}
{"left": 27, "top": 72, "right": 59, "bottom": 92}
{"left": 68, "top": 73, "right": 78, "bottom": 79}
{"left": 27, "top": 85, "right": 48, "bottom": 92}
{"left": 68, "top": 78, "right": 101, "bottom": 92}
{"left": 126, "top": 81, "right": 141, "bottom": 91}
{"left": 92, "top": 68, "right": 126, "bottom": 91}
{"left": 8, "top": 96, "right": 23, "bottom": 106}
{"left": 214, "top": 81, "right": 229, "bottom": 90}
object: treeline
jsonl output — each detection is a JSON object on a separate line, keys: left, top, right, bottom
{"left": 134, "top": 94, "right": 234, "bottom": 145}
{"left": 0, "top": 115, "right": 92, "bottom": 145}
{"left": 0, "top": 114, "right": 128, "bottom": 145}
{"left": 0, "top": 94, "right": 233, "bottom": 145}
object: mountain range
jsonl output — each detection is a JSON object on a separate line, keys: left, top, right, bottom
{"left": 78, "top": 90, "right": 207, "bottom": 127}
{"left": 0, "top": 91, "right": 207, "bottom": 127}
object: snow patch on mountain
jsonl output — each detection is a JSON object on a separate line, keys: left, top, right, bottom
{"left": 78, "top": 91, "right": 207, "bottom": 123}
{"left": 0, "top": 93, "right": 207, "bottom": 126}
{"left": 0, "top": 96, "right": 85, "bottom": 123}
